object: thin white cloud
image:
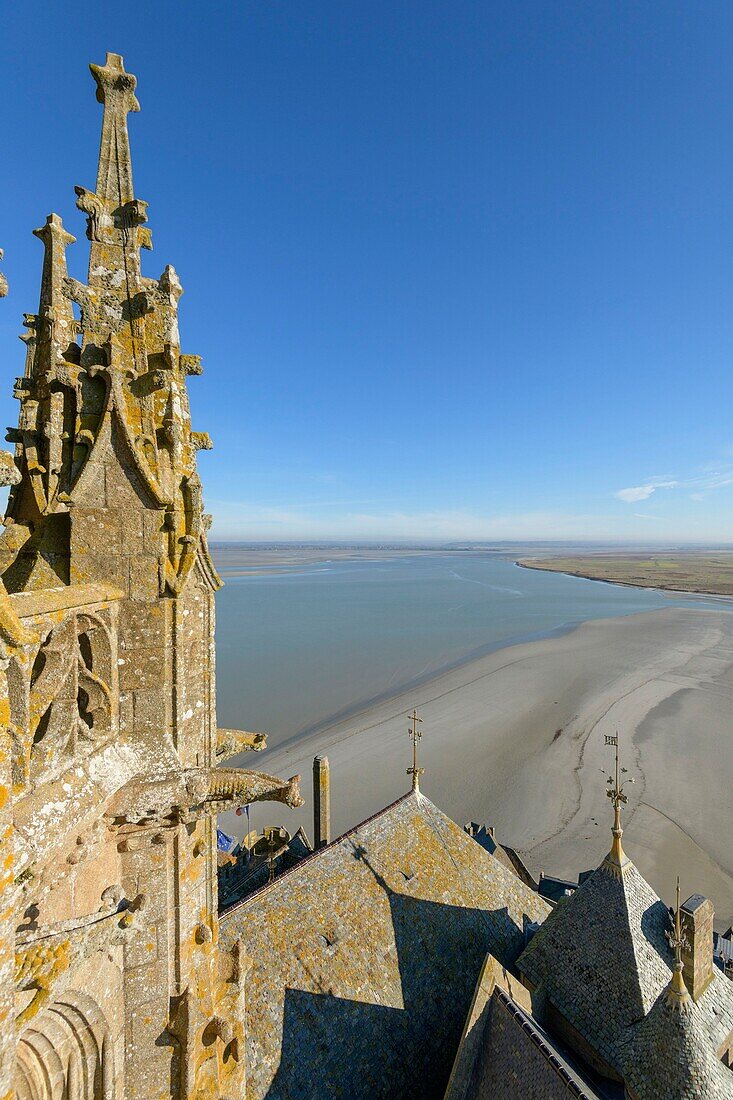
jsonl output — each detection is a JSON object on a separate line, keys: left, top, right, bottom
{"left": 208, "top": 501, "right": 698, "bottom": 542}
{"left": 615, "top": 478, "right": 677, "bottom": 503}
{"left": 209, "top": 501, "right": 569, "bottom": 540}
{"left": 691, "top": 471, "right": 733, "bottom": 491}
{"left": 616, "top": 486, "right": 655, "bottom": 502}
{"left": 615, "top": 457, "right": 733, "bottom": 506}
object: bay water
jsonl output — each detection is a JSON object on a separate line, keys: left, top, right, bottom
{"left": 214, "top": 550, "right": 716, "bottom": 753}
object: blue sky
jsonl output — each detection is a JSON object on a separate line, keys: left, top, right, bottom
{"left": 2, "top": 2, "right": 733, "bottom": 542}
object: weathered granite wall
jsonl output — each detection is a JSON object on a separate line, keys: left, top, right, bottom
{"left": 1, "top": 53, "right": 302, "bottom": 1100}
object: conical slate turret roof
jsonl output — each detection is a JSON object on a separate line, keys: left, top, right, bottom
{"left": 519, "top": 749, "right": 733, "bottom": 1094}
{"left": 622, "top": 991, "right": 733, "bottom": 1100}
{"left": 518, "top": 844, "right": 733, "bottom": 1094}
{"left": 517, "top": 856, "right": 671, "bottom": 1075}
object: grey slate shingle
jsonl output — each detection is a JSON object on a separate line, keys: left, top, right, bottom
{"left": 220, "top": 790, "right": 549, "bottom": 1100}
{"left": 518, "top": 856, "right": 733, "bottom": 1097}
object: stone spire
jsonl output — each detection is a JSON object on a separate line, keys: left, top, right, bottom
{"left": 72, "top": 52, "right": 151, "bottom": 376}
{"left": 0, "top": 248, "right": 7, "bottom": 298}
{"left": 601, "top": 734, "right": 633, "bottom": 878}
{"left": 5, "top": 215, "right": 79, "bottom": 523}
{"left": 4, "top": 52, "right": 215, "bottom": 596}
{"left": 32, "top": 213, "right": 76, "bottom": 370}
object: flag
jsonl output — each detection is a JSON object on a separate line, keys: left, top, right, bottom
{"left": 235, "top": 805, "right": 251, "bottom": 858}
{"left": 217, "top": 828, "right": 237, "bottom": 854}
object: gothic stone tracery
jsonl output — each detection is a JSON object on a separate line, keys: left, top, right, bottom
{"left": 0, "top": 53, "right": 303, "bottom": 1100}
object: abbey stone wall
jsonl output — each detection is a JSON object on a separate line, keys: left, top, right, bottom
{"left": 0, "top": 54, "right": 303, "bottom": 1100}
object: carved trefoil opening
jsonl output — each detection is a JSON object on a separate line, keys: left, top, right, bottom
{"left": 9, "top": 602, "right": 119, "bottom": 788}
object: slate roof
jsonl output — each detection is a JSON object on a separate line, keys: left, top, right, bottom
{"left": 464, "top": 823, "right": 538, "bottom": 891}
{"left": 622, "top": 991, "right": 733, "bottom": 1100}
{"left": 467, "top": 987, "right": 601, "bottom": 1099}
{"left": 217, "top": 826, "right": 312, "bottom": 909}
{"left": 517, "top": 855, "right": 733, "bottom": 1094}
{"left": 219, "top": 790, "right": 549, "bottom": 1100}
{"left": 537, "top": 874, "right": 579, "bottom": 905}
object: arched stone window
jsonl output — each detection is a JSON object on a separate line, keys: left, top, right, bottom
{"left": 15, "top": 991, "right": 115, "bottom": 1100}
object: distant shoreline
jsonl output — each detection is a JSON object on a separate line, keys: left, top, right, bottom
{"left": 211, "top": 544, "right": 733, "bottom": 585}
{"left": 516, "top": 555, "right": 733, "bottom": 600}
{"left": 212, "top": 546, "right": 500, "bottom": 579}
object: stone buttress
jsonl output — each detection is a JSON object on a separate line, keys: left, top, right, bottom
{"left": 0, "top": 54, "right": 303, "bottom": 1100}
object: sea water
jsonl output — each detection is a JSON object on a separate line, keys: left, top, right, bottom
{"left": 214, "top": 550, "right": 717, "bottom": 751}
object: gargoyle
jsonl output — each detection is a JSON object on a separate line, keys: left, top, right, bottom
{"left": 216, "top": 728, "right": 267, "bottom": 760}
{"left": 107, "top": 766, "right": 303, "bottom": 825}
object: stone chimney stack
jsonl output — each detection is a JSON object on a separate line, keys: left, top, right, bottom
{"left": 681, "top": 894, "right": 715, "bottom": 1000}
{"left": 313, "top": 755, "right": 331, "bottom": 849}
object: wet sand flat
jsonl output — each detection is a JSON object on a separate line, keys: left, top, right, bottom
{"left": 225, "top": 607, "right": 733, "bottom": 925}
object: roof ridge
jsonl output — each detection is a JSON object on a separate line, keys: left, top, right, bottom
{"left": 220, "top": 789, "right": 419, "bottom": 916}
{"left": 491, "top": 988, "right": 597, "bottom": 1098}
{"left": 418, "top": 793, "right": 519, "bottom": 892}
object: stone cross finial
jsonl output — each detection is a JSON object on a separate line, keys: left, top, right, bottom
{"left": 89, "top": 53, "right": 139, "bottom": 206}
{"left": 91, "top": 52, "right": 140, "bottom": 110}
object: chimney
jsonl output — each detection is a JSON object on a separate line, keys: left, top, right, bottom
{"left": 681, "top": 894, "right": 715, "bottom": 1000}
{"left": 313, "top": 756, "right": 331, "bottom": 850}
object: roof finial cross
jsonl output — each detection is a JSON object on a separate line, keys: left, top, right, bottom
{"left": 602, "top": 733, "right": 634, "bottom": 875}
{"left": 407, "top": 709, "right": 424, "bottom": 792}
{"left": 666, "top": 875, "right": 690, "bottom": 1008}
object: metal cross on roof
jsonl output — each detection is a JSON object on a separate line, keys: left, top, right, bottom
{"left": 666, "top": 875, "right": 691, "bottom": 1008}
{"left": 605, "top": 734, "right": 633, "bottom": 813}
{"left": 407, "top": 709, "right": 425, "bottom": 792}
{"left": 602, "top": 733, "right": 634, "bottom": 873}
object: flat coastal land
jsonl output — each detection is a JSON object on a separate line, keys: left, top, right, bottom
{"left": 518, "top": 552, "right": 733, "bottom": 595}
{"left": 230, "top": 607, "right": 733, "bottom": 926}
{"left": 212, "top": 545, "right": 457, "bottom": 578}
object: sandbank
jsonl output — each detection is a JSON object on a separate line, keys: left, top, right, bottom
{"left": 220, "top": 606, "right": 733, "bottom": 926}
